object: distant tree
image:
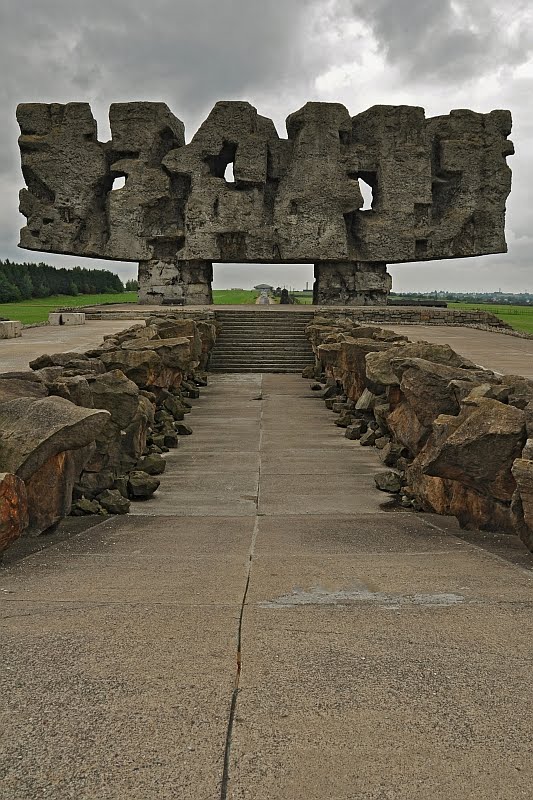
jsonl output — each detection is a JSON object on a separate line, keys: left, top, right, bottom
{"left": 125, "top": 279, "right": 139, "bottom": 291}
{"left": 0, "top": 259, "right": 125, "bottom": 303}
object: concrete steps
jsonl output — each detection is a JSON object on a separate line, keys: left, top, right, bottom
{"left": 210, "top": 310, "right": 315, "bottom": 372}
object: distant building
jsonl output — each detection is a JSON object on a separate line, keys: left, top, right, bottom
{"left": 254, "top": 284, "right": 274, "bottom": 291}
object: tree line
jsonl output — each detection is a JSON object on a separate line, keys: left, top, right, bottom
{"left": 0, "top": 259, "right": 133, "bottom": 303}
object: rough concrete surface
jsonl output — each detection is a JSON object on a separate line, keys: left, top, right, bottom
{"left": 1, "top": 373, "right": 532, "bottom": 799}
{"left": 17, "top": 101, "right": 513, "bottom": 304}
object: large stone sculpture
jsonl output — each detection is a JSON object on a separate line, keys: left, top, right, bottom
{"left": 17, "top": 100, "right": 513, "bottom": 305}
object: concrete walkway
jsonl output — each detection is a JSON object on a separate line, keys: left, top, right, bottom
{"left": 1, "top": 374, "right": 533, "bottom": 799}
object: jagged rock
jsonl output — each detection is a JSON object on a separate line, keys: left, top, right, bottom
{"left": 379, "top": 442, "right": 405, "bottom": 467}
{"left": 390, "top": 358, "right": 486, "bottom": 428}
{"left": 360, "top": 429, "right": 378, "bottom": 447}
{"left": 0, "top": 396, "right": 108, "bottom": 483}
{"left": 323, "top": 383, "right": 342, "bottom": 400}
{"left": 374, "top": 436, "right": 390, "bottom": 450}
{"left": 71, "top": 498, "right": 104, "bottom": 516}
{"left": 387, "top": 400, "right": 430, "bottom": 457}
{"left": 334, "top": 411, "right": 354, "bottom": 428}
{"left": 0, "top": 377, "right": 48, "bottom": 402}
{"left": 181, "top": 380, "right": 200, "bottom": 399}
{"left": 374, "top": 471, "right": 402, "bottom": 493}
{"left": 302, "top": 365, "right": 315, "bottom": 378}
{"left": 136, "top": 453, "right": 166, "bottom": 476}
{"left": 97, "top": 489, "right": 130, "bottom": 515}
{"left": 99, "top": 348, "right": 164, "bottom": 388}
{"left": 74, "top": 469, "right": 116, "bottom": 500}
{"left": 322, "top": 338, "right": 390, "bottom": 401}
{"left": 0, "top": 396, "right": 109, "bottom": 534}
{"left": 0, "top": 473, "right": 28, "bottom": 554}
{"left": 502, "top": 375, "right": 533, "bottom": 409}
{"left": 88, "top": 370, "right": 140, "bottom": 428}
{"left": 311, "top": 383, "right": 323, "bottom": 391}
{"left": 511, "top": 459, "right": 533, "bottom": 552}
{"left": 345, "top": 421, "right": 366, "bottom": 440}
{"left": 122, "top": 337, "right": 193, "bottom": 371}
{"left": 355, "top": 388, "right": 375, "bottom": 411}
{"left": 29, "top": 351, "right": 89, "bottom": 370}
{"left": 174, "top": 422, "right": 193, "bottom": 436}
{"left": 47, "top": 375, "right": 93, "bottom": 407}
{"left": 420, "top": 399, "right": 526, "bottom": 502}
{"left": 332, "top": 401, "right": 349, "bottom": 413}
{"left": 115, "top": 476, "right": 129, "bottom": 499}
{"left": 365, "top": 342, "right": 477, "bottom": 394}
{"left": 163, "top": 432, "right": 179, "bottom": 448}
{"left": 128, "top": 470, "right": 160, "bottom": 499}
{"left": 163, "top": 394, "right": 187, "bottom": 420}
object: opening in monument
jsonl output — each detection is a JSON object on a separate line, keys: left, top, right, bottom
{"left": 358, "top": 177, "right": 373, "bottom": 211}
{"left": 212, "top": 263, "right": 315, "bottom": 305}
{"left": 205, "top": 141, "right": 237, "bottom": 183}
{"left": 224, "top": 162, "right": 235, "bottom": 183}
{"left": 112, "top": 176, "right": 126, "bottom": 190}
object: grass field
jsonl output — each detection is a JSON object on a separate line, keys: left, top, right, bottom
{"left": 212, "top": 289, "right": 259, "bottom": 304}
{"left": 449, "top": 303, "right": 533, "bottom": 334}
{"left": 0, "top": 293, "right": 137, "bottom": 324}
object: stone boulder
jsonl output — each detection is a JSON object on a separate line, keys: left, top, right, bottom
{"left": 0, "top": 396, "right": 109, "bottom": 534}
{"left": 99, "top": 348, "right": 164, "bottom": 388}
{"left": 122, "top": 337, "right": 194, "bottom": 371}
{"left": 127, "top": 470, "right": 160, "bottom": 499}
{"left": 0, "top": 377, "right": 48, "bottom": 402}
{"left": 88, "top": 370, "right": 140, "bottom": 428}
{"left": 419, "top": 399, "right": 526, "bottom": 502}
{"left": 0, "top": 473, "right": 29, "bottom": 554}
{"left": 29, "top": 351, "right": 89, "bottom": 370}
{"left": 511, "top": 458, "right": 533, "bottom": 552}
{"left": 404, "top": 398, "right": 526, "bottom": 532}
{"left": 365, "top": 342, "right": 477, "bottom": 394}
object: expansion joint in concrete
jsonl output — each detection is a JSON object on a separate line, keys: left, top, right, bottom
{"left": 220, "top": 376, "right": 263, "bottom": 799}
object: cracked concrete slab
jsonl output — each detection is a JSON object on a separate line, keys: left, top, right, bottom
{"left": 1, "top": 372, "right": 532, "bottom": 800}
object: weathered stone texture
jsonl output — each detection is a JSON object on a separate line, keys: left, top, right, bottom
{"left": 17, "top": 100, "right": 513, "bottom": 304}
{"left": 306, "top": 313, "right": 533, "bottom": 551}
{"left": 0, "top": 473, "right": 28, "bottom": 554}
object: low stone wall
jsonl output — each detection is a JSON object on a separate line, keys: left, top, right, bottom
{"left": 315, "top": 306, "right": 512, "bottom": 329}
{"left": 82, "top": 307, "right": 216, "bottom": 322}
{"left": 304, "top": 314, "right": 533, "bottom": 554}
{"left": 0, "top": 314, "right": 217, "bottom": 557}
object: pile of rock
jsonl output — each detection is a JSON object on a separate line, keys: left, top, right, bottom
{"left": 304, "top": 315, "right": 533, "bottom": 554}
{"left": 0, "top": 314, "right": 217, "bottom": 556}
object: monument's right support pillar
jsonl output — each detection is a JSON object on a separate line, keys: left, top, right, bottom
{"left": 313, "top": 261, "right": 391, "bottom": 306}
{"left": 138, "top": 259, "right": 213, "bottom": 305}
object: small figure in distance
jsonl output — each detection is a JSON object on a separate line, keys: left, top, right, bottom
{"left": 280, "top": 288, "right": 290, "bottom": 304}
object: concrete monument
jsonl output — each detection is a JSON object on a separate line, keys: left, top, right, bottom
{"left": 17, "top": 101, "right": 513, "bottom": 305}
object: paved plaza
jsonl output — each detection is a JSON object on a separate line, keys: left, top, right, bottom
{"left": 1, "top": 370, "right": 532, "bottom": 799}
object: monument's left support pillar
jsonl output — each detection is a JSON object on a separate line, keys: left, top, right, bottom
{"left": 138, "top": 259, "right": 213, "bottom": 305}
{"left": 313, "top": 261, "right": 391, "bottom": 306}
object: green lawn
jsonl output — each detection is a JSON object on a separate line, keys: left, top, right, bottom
{"left": 449, "top": 302, "right": 533, "bottom": 334}
{"left": 212, "top": 289, "right": 259, "bottom": 304}
{"left": 0, "top": 292, "right": 137, "bottom": 324}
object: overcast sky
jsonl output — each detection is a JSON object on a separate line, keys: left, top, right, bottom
{"left": 2, "top": 0, "right": 532, "bottom": 292}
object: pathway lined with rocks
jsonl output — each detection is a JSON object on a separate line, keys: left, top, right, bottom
{"left": 1, "top": 373, "right": 532, "bottom": 799}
